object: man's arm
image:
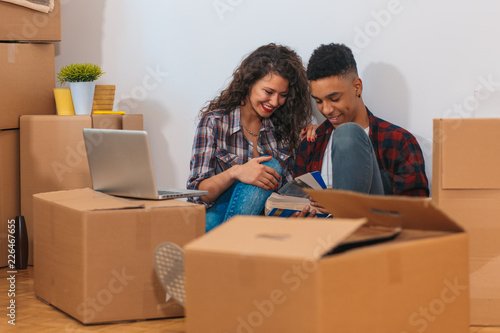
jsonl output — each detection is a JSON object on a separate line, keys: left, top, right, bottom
{"left": 392, "top": 137, "right": 429, "bottom": 197}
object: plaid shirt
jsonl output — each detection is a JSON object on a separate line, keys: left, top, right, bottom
{"left": 293, "top": 109, "right": 429, "bottom": 197}
{"left": 187, "top": 107, "right": 293, "bottom": 207}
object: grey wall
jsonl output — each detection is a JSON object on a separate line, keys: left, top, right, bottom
{"left": 56, "top": 0, "right": 500, "bottom": 190}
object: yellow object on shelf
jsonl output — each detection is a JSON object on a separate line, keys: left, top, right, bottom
{"left": 92, "top": 111, "right": 126, "bottom": 115}
{"left": 53, "top": 88, "right": 75, "bottom": 115}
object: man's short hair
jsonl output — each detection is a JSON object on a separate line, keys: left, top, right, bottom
{"left": 307, "top": 43, "right": 358, "bottom": 81}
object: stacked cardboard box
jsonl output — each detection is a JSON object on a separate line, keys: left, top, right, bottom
{"left": 433, "top": 118, "right": 500, "bottom": 325}
{"left": 0, "top": 0, "right": 61, "bottom": 267}
{"left": 0, "top": 0, "right": 61, "bottom": 41}
{"left": 33, "top": 188, "right": 205, "bottom": 324}
{"left": 20, "top": 114, "right": 143, "bottom": 265}
{"left": 0, "top": 130, "right": 20, "bottom": 268}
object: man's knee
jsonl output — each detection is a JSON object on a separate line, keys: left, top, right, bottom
{"left": 332, "top": 122, "right": 369, "bottom": 151}
{"left": 334, "top": 122, "right": 365, "bottom": 138}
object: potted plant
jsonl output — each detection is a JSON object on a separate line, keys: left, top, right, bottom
{"left": 57, "top": 63, "right": 104, "bottom": 115}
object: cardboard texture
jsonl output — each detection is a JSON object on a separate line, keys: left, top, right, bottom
{"left": 0, "top": 42, "right": 56, "bottom": 129}
{"left": 20, "top": 114, "right": 143, "bottom": 265}
{"left": 433, "top": 118, "right": 500, "bottom": 325}
{"left": 33, "top": 188, "right": 205, "bottom": 324}
{"left": 185, "top": 190, "right": 469, "bottom": 333}
{"left": 0, "top": 129, "right": 20, "bottom": 267}
{"left": 0, "top": 0, "right": 61, "bottom": 41}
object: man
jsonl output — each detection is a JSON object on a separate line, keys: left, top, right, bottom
{"left": 295, "top": 43, "right": 428, "bottom": 214}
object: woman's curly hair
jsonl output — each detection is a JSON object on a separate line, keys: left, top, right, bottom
{"left": 201, "top": 43, "right": 312, "bottom": 153}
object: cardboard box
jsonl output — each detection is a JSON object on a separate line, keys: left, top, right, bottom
{"left": 20, "top": 114, "right": 143, "bottom": 265}
{"left": 0, "top": 42, "right": 56, "bottom": 129}
{"left": 433, "top": 118, "right": 500, "bottom": 325}
{"left": 0, "top": 0, "right": 61, "bottom": 41}
{"left": 185, "top": 190, "right": 469, "bottom": 333}
{"left": 0, "top": 129, "right": 20, "bottom": 267}
{"left": 33, "top": 188, "right": 205, "bottom": 324}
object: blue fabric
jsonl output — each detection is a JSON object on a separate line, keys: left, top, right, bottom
{"left": 205, "top": 157, "right": 282, "bottom": 232}
{"left": 330, "top": 123, "right": 384, "bottom": 195}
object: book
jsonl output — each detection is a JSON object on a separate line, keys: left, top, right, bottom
{"left": 264, "top": 192, "right": 329, "bottom": 218}
{"left": 265, "top": 172, "right": 329, "bottom": 217}
{"left": 267, "top": 207, "right": 329, "bottom": 218}
{"left": 278, "top": 171, "right": 327, "bottom": 198}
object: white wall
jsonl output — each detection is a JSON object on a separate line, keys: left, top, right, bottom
{"left": 56, "top": 0, "right": 500, "bottom": 191}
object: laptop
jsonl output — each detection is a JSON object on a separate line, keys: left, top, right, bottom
{"left": 83, "top": 128, "right": 208, "bottom": 200}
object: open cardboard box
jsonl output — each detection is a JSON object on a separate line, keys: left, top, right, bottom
{"left": 185, "top": 190, "right": 469, "bottom": 333}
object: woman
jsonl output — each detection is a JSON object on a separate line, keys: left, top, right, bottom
{"left": 187, "top": 43, "right": 312, "bottom": 232}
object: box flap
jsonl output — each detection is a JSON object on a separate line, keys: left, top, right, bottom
{"left": 33, "top": 188, "right": 144, "bottom": 211}
{"left": 437, "top": 118, "right": 500, "bottom": 189}
{"left": 185, "top": 216, "right": 366, "bottom": 260}
{"left": 306, "top": 189, "right": 464, "bottom": 232}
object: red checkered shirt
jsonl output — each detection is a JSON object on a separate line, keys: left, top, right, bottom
{"left": 293, "top": 109, "right": 429, "bottom": 197}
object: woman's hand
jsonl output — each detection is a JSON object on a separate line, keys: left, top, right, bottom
{"left": 231, "top": 155, "right": 281, "bottom": 191}
{"left": 198, "top": 155, "right": 280, "bottom": 203}
{"left": 299, "top": 123, "right": 319, "bottom": 142}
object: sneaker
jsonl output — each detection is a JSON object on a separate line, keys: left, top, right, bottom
{"left": 153, "top": 242, "right": 186, "bottom": 307}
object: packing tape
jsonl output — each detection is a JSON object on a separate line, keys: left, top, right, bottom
{"left": 8, "top": 44, "right": 16, "bottom": 63}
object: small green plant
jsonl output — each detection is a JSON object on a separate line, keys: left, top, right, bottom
{"left": 57, "top": 63, "right": 104, "bottom": 85}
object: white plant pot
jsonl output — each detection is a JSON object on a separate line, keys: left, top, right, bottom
{"left": 70, "top": 82, "right": 96, "bottom": 115}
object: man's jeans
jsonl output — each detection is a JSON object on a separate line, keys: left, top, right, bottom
{"left": 330, "top": 123, "right": 384, "bottom": 195}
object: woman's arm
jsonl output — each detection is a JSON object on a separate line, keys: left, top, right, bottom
{"left": 198, "top": 155, "right": 281, "bottom": 203}
{"left": 188, "top": 114, "right": 281, "bottom": 204}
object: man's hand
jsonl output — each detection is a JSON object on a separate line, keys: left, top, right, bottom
{"left": 291, "top": 205, "right": 317, "bottom": 218}
{"left": 309, "top": 197, "right": 330, "bottom": 215}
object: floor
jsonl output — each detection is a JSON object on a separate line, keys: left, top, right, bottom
{"left": 0, "top": 267, "right": 498, "bottom": 332}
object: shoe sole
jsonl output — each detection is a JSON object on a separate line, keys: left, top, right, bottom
{"left": 153, "top": 242, "right": 186, "bottom": 307}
